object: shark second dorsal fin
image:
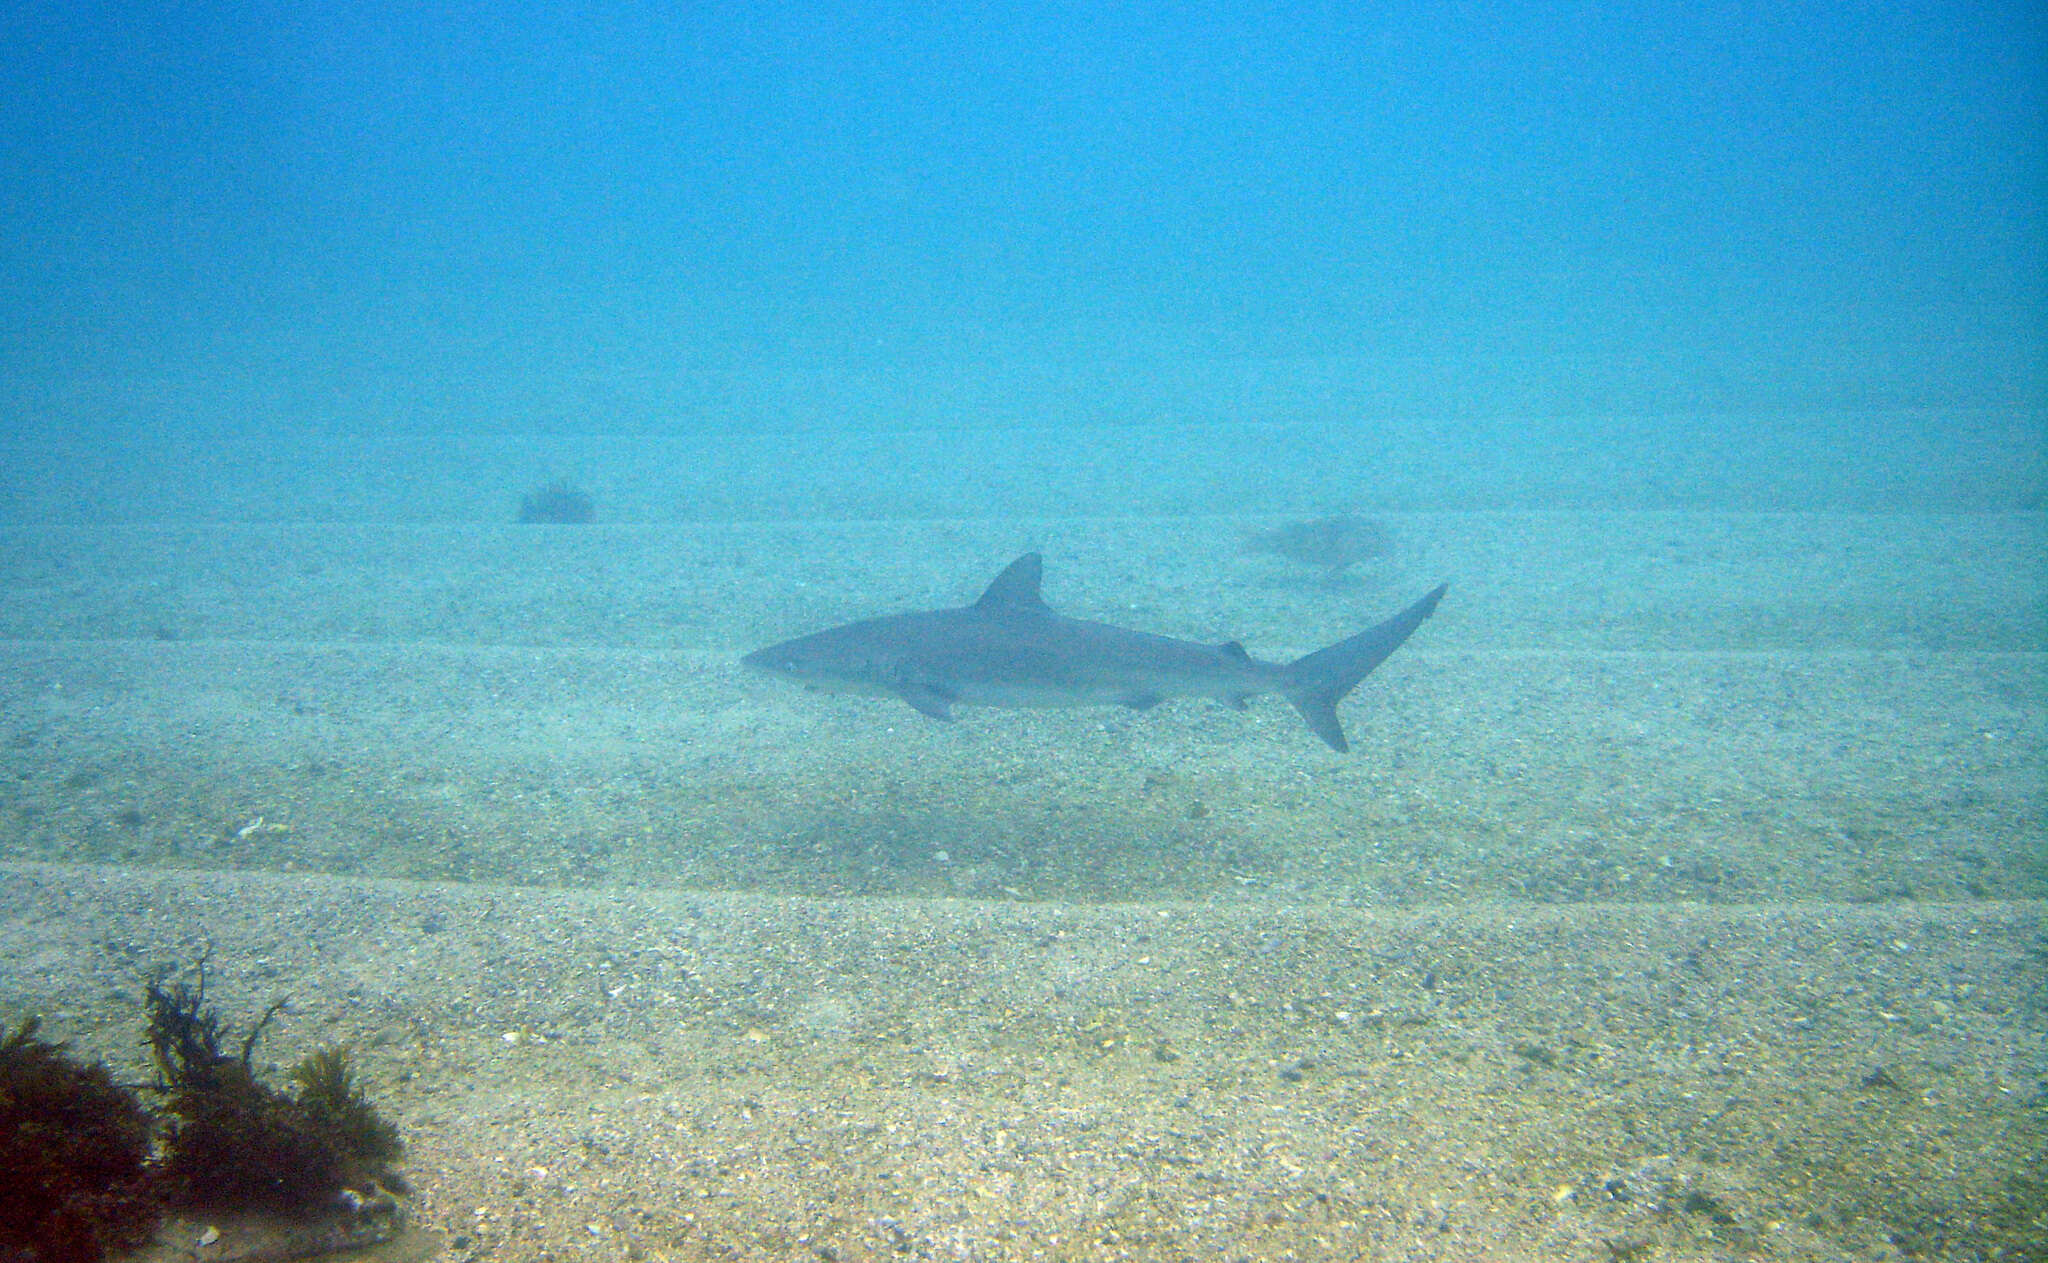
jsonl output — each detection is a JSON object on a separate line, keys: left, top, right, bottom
{"left": 975, "top": 553, "right": 1051, "bottom": 613}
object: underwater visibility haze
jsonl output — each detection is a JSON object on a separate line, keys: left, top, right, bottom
{"left": 0, "top": 1, "right": 2044, "bottom": 1259}
{"left": 1, "top": 0, "right": 2043, "bottom": 439}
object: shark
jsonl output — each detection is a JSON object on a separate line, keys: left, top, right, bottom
{"left": 743, "top": 553, "right": 1446, "bottom": 752}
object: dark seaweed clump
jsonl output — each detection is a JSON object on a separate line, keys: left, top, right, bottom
{"left": 145, "top": 965, "right": 405, "bottom": 1214}
{"left": 0, "top": 964, "right": 410, "bottom": 1262}
{"left": 292, "top": 1046, "right": 405, "bottom": 1178}
{"left": 0, "top": 1017, "right": 161, "bottom": 1263}
{"left": 517, "top": 480, "right": 595, "bottom": 524}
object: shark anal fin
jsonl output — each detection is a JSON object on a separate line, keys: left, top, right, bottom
{"left": 1117, "top": 690, "right": 1164, "bottom": 711}
{"left": 897, "top": 683, "right": 957, "bottom": 720}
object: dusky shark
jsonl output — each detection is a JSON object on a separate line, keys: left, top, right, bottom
{"left": 743, "top": 553, "right": 1445, "bottom": 752}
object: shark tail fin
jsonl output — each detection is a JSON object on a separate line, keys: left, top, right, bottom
{"left": 1281, "top": 584, "right": 1447, "bottom": 752}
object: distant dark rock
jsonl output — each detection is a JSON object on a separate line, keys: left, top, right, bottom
{"left": 517, "top": 481, "right": 595, "bottom": 525}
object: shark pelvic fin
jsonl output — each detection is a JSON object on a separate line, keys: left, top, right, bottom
{"left": 896, "top": 682, "right": 957, "bottom": 720}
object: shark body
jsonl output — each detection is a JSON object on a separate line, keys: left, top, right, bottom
{"left": 743, "top": 554, "right": 1445, "bottom": 751}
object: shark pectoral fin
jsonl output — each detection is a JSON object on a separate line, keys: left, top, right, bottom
{"left": 896, "top": 683, "right": 958, "bottom": 720}
{"left": 1117, "top": 690, "right": 1164, "bottom": 711}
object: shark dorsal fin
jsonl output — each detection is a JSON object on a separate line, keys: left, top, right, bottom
{"left": 976, "top": 553, "right": 1050, "bottom": 613}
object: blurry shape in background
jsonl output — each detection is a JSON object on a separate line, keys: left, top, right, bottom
{"left": 1242, "top": 514, "right": 1392, "bottom": 582}
{"left": 516, "top": 481, "right": 595, "bottom": 525}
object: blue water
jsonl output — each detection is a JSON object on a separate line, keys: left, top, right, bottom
{"left": 2, "top": 0, "right": 2041, "bottom": 448}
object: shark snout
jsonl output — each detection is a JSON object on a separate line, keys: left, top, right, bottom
{"left": 741, "top": 647, "right": 794, "bottom": 676}
{"left": 743, "top": 641, "right": 834, "bottom": 685}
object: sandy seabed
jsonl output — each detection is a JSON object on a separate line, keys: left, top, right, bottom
{"left": 3, "top": 862, "right": 2041, "bottom": 1263}
{"left": 2, "top": 426, "right": 2044, "bottom": 1260}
